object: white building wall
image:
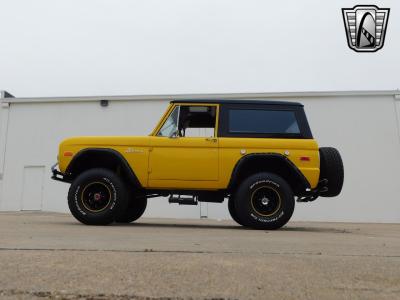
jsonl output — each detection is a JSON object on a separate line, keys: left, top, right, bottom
{"left": 0, "top": 92, "right": 399, "bottom": 223}
{"left": 293, "top": 95, "right": 400, "bottom": 222}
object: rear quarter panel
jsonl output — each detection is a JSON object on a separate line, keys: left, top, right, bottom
{"left": 219, "top": 138, "right": 320, "bottom": 188}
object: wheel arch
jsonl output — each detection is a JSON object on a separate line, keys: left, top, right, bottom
{"left": 228, "top": 153, "right": 310, "bottom": 196}
{"left": 66, "top": 148, "right": 142, "bottom": 188}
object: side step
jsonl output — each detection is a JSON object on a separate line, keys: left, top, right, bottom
{"left": 168, "top": 195, "right": 198, "bottom": 205}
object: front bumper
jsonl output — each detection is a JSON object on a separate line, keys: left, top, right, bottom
{"left": 51, "top": 163, "right": 71, "bottom": 183}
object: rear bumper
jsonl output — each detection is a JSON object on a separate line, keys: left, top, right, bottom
{"left": 296, "top": 179, "right": 328, "bottom": 202}
{"left": 51, "top": 163, "right": 71, "bottom": 183}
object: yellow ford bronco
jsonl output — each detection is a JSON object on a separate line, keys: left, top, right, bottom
{"left": 52, "top": 100, "right": 344, "bottom": 229}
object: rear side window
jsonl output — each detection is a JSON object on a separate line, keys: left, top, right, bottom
{"left": 218, "top": 104, "right": 312, "bottom": 138}
{"left": 228, "top": 109, "right": 300, "bottom": 134}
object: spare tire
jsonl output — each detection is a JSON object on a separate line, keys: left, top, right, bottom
{"left": 319, "top": 147, "right": 344, "bottom": 197}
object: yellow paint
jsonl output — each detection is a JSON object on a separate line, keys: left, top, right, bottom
{"left": 218, "top": 137, "right": 320, "bottom": 188}
{"left": 58, "top": 103, "right": 320, "bottom": 190}
{"left": 58, "top": 136, "right": 151, "bottom": 187}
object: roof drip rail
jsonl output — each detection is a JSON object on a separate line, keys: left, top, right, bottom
{"left": 0, "top": 90, "right": 399, "bottom": 104}
{"left": 0, "top": 91, "right": 15, "bottom": 98}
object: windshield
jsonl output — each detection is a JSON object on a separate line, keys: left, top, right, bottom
{"left": 157, "top": 106, "right": 179, "bottom": 137}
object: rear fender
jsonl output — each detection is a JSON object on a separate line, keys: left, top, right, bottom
{"left": 228, "top": 153, "right": 311, "bottom": 195}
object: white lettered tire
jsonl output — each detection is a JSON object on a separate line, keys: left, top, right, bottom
{"left": 68, "top": 168, "right": 128, "bottom": 225}
{"left": 233, "top": 172, "right": 295, "bottom": 230}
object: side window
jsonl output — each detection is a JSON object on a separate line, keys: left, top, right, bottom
{"left": 157, "top": 105, "right": 217, "bottom": 137}
{"left": 228, "top": 109, "right": 300, "bottom": 135}
{"left": 179, "top": 106, "right": 216, "bottom": 137}
{"left": 157, "top": 106, "right": 180, "bottom": 137}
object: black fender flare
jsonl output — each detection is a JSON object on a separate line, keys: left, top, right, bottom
{"left": 66, "top": 148, "right": 142, "bottom": 188}
{"left": 227, "top": 153, "right": 311, "bottom": 194}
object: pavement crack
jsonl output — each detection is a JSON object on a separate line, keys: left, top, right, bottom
{"left": 332, "top": 287, "right": 400, "bottom": 293}
{"left": 0, "top": 247, "right": 399, "bottom": 258}
{"left": 0, "top": 289, "right": 237, "bottom": 300}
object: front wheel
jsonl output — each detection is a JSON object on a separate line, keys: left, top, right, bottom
{"left": 68, "top": 168, "right": 128, "bottom": 225}
{"left": 233, "top": 173, "right": 295, "bottom": 230}
{"left": 228, "top": 196, "right": 245, "bottom": 226}
{"left": 115, "top": 195, "right": 147, "bottom": 223}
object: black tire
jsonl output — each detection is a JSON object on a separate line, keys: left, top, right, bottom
{"left": 228, "top": 196, "right": 245, "bottom": 226}
{"left": 115, "top": 195, "right": 147, "bottom": 223}
{"left": 68, "top": 168, "right": 129, "bottom": 225}
{"left": 234, "top": 173, "right": 295, "bottom": 230}
{"left": 319, "top": 147, "right": 344, "bottom": 197}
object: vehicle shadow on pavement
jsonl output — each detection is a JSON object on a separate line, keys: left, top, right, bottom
{"left": 112, "top": 222, "right": 352, "bottom": 233}
{"left": 281, "top": 226, "right": 352, "bottom": 234}
{"left": 113, "top": 222, "right": 244, "bottom": 230}
{"left": 61, "top": 220, "right": 352, "bottom": 233}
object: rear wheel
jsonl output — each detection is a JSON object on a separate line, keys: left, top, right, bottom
{"left": 234, "top": 172, "right": 295, "bottom": 230}
{"left": 68, "top": 168, "right": 128, "bottom": 225}
{"left": 115, "top": 195, "right": 147, "bottom": 223}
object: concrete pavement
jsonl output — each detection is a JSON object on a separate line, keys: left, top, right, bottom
{"left": 0, "top": 212, "right": 399, "bottom": 299}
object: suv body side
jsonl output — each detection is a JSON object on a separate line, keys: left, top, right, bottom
{"left": 58, "top": 101, "right": 320, "bottom": 191}
{"left": 54, "top": 99, "right": 344, "bottom": 229}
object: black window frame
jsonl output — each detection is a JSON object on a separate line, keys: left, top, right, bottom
{"left": 218, "top": 104, "right": 313, "bottom": 139}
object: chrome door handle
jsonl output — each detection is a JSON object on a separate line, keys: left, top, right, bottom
{"left": 205, "top": 138, "right": 217, "bottom": 142}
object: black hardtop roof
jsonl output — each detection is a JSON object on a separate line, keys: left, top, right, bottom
{"left": 170, "top": 99, "right": 303, "bottom": 106}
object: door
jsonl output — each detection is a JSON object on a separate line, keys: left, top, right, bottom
{"left": 149, "top": 136, "right": 218, "bottom": 181}
{"left": 21, "top": 166, "right": 45, "bottom": 210}
{"left": 148, "top": 104, "right": 219, "bottom": 188}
